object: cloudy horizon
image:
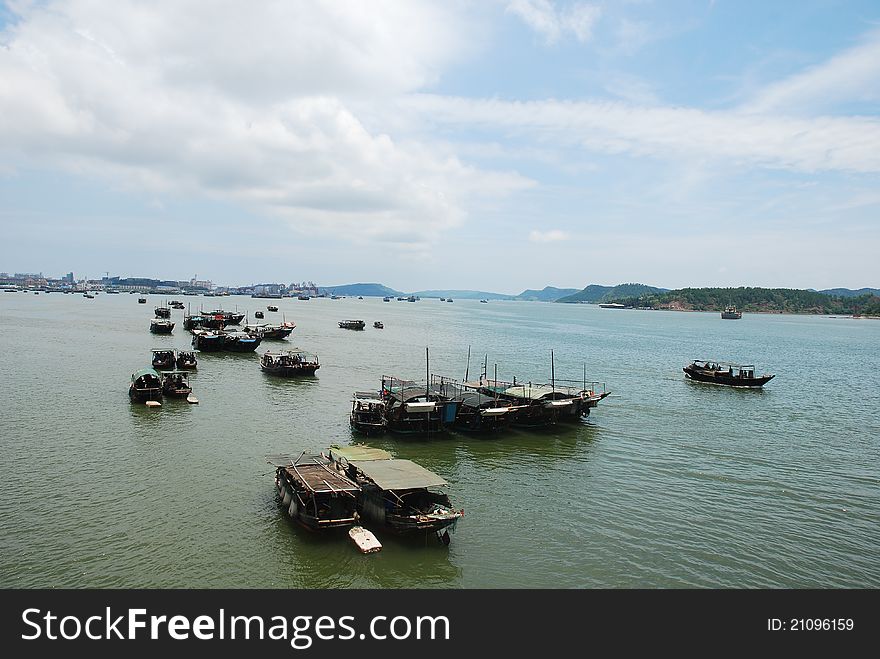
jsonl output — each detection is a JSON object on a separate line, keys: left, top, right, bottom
{"left": 1, "top": 0, "right": 879, "bottom": 294}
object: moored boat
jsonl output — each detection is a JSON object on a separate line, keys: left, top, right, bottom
{"left": 129, "top": 368, "right": 163, "bottom": 402}
{"left": 268, "top": 453, "right": 361, "bottom": 531}
{"left": 151, "top": 349, "right": 177, "bottom": 370}
{"left": 350, "top": 392, "right": 386, "bottom": 435}
{"left": 138, "top": 297, "right": 147, "bottom": 303}
{"left": 380, "top": 375, "right": 460, "bottom": 435}
{"left": 150, "top": 318, "right": 175, "bottom": 334}
{"left": 254, "top": 310, "right": 264, "bottom": 319}
{"left": 161, "top": 370, "right": 193, "bottom": 398}
{"left": 373, "top": 321, "right": 384, "bottom": 329}
{"left": 267, "top": 305, "right": 279, "bottom": 312}
{"left": 154, "top": 306, "right": 171, "bottom": 318}
{"left": 260, "top": 349, "right": 320, "bottom": 376}
{"left": 683, "top": 360, "right": 774, "bottom": 387}
{"left": 339, "top": 319, "right": 366, "bottom": 330}
{"left": 190, "top": 329, "right": 225, "bottom": 352}
{"left": 224, "top": 330, "right": 262, "bottom": 352}
{"left": 329, "top": 446, "right": 463, "bottom": 541}
{"left": 176, "top": 350, "right": 198, "bottom": 369}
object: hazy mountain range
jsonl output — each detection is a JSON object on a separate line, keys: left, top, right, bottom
{"left": 321, "top": 282, "right": 878, "bottom": 302}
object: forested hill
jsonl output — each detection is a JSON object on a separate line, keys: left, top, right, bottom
{"left": 556, "top": 283, "right": 665, "bottom": 303}
{"left": 605, "top": 287, "right": 880, "bottom": 315}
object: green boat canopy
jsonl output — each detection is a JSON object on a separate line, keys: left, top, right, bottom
{"left": 330, "top": 445, "right": 393, "bottom": 462}
{"left": 132, "top": 367, "right": 161, "bottom": 381}
{"left": 351, "top": 459, "right": 448, "bottom": 491}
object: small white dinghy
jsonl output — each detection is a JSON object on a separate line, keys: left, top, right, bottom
{"left": 349, "top": 526, "right": 382, "bottom": 554}
{"left": 145, "top": 400, "right": 161, "bottom": 408}
{"left": 186, "top": 394, "right": 199, "bottom": 404}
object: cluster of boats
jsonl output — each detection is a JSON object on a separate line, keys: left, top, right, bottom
{"left": 268, "top": 446, "right": 463, "bottom": 551}
{"left": 128, "top": 349, "right": 200, "bottom": 406}
{"left": 350, "top": 364, "right": 610, "bottom": 436}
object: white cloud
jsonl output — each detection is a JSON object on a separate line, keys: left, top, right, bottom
{"left": 403, "top": 95, "right": 880, "bottom": 174}
{"left": 529, "top": 229, "right": 569, "bottom": 242}
{"left": 744, "top": 29, "right": 880, "bottom": 114}
{"left": 0, "top": 0, "right": 531, "bottom": 247}
{"left": 506, "top": 0, "right": 601, "bottom": 44}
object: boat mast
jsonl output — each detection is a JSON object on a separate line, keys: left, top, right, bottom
{"left": 426, "top": 347, "right": 430, "bottom": 398}
{"left": 464, "top": 345, "right": 471, "bottom": 382}
{"left": 551, "top": 349, "right": 555, "bottom": 393}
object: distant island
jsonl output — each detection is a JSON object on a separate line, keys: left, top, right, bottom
{"left": 555, "top": 283, "right": 667, "bottom": 304}
{"left": 591, "top": 286, "right": 880, "bottom": 316}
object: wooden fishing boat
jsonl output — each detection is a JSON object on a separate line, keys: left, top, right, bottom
{"left": 154, "top": 306, "right": 171, "bottom": 318}
{"left": 138, "top": 297, "right": 147, "bottom": 303}
{"left": 350, "top": 392, "right": 386, "bottom": 435}
{"left": 267, "top": 305, "right": 279, "bottom": 312}
{"left": 380, "top": 375, "right": 460, "bottom": 435}
{"left": 161, "top": 370, "right": 192, "bottom": 398}
{"left": 203, "top": 309, "right": 244, "bottom": 325}
{"left": 150, "top": 319, "right": 174, "bottom": 334}
{"left": 190, "top": 329, "right": 225, "bottom": 352}
{"left": 260, "top": 349, "right": 320, "bottom": 376}
{"left": 721, "top": 305, "right": 742, "bottom": 319}
{"left": 373, "top": 321, "right": 384, "bottom": 329}
{"left": 223, "top": 330, "right": 262, "bottom": 352}
{"left": 339, "top": 319, "right": 366, "bottom": 330}
{"left": 683, "top": 360, "right": 774, "bottom": 387}
{"left": 129, "top": 367, "right": 163, "bottom": 402}
{"left": 248, "top": 321, "right": 295, "bottom": 339}
{"left": 176, "top": 350, "right": 198, "bottom": 369}
{"left": 330, "top": 446, "right": 463, "bottom": 541}
{"left": 268, "top": 453, "right": 361, "bottom": 531}
{"left": 151, "top": 349, "right": 177, "bottom": 370}
{"left": 254, "top": 310, "right": 264, "bottom": 319}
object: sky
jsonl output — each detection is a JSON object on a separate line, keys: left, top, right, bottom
{"left": 1, "top": 0, "right": 879, "bottom": 293}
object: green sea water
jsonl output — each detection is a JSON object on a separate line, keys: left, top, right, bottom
{"left": 1, "top": 292, "right": 878, "bottom": 588}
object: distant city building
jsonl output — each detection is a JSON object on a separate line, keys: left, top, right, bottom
{"left": 63, "top": 272, "right": 74, "bottom": 283}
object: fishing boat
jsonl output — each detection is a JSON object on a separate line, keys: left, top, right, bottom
{"left": 267, "top": 305, "right": 279, "bottom": 312}
{"left": 338, "top": 319, "right": 366, "bottom": 330}
{"left": 83, "top": 293, "right": 94, "bottom": 299}
{"left": 721, "top": 305, "right": 742, "bottom": 319}
{"left": 373, "top": 321, "right": 384, "bottom": 329}
{"left": 268, "top": 453, "right": 361, "bottom": 531}
{"left": 176, "top": 350, "right": 198, "bottom": 369}
{"left": 129, "top": 368, "right": 163, "bottom": 402}
{"left": 254, "top": 310, "right": 264, "bottom": 319}
{"left": 683, "top": 360, "right": 774, "bottom": 387}
{"left": 161, "top": 370, "right": 192, "bottom": 398}
{"left": 254, "top": 321, "right": 295, "bottom": 339}
{"left": 151, "top": 349, "right": 177, "bottom": 370}
{"left": 329, "top": 446, "right": 463, "bottom": 542}
{"left": 260, "top": 349, "right": 320, "bottom": 376}
{"left": 380, "top": 375, "right": 460, "bottom": 435}
{"left": 440, "top": 298, "right": 446, "bottom": 302}
{"left": 383, "top": 297, "right": 390, "bottom": 302}
{"left": 350, "top": 392, "right": 387, "bottom": 435}
{"left": 203, "top": 309, "right": 245, "bottom": 325}
{"left": 138, "top": 298, "right": 147, "bottom": 303}
{"left": 298, "top": 295, "right": 311, "bottom": 301}
{"left": 154, "top": 306, "right": 171, "bottom": 318}
{"left": 446, "top": 298, "right": 453, "bottom": 303}
{"left": 223, "top": 330, "right": 262, "bottom": 352}
{"left": 190, "top": 329, "right": 225, "bottom": 352}
{"left": 150, "top": 319, "right": 175, "bottom": 334}
{"left": 480, "top": 299, "right": 488, "bottom": 303}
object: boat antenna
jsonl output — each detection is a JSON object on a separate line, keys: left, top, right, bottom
{"left": 583, "top": 362, "right": 587, "bottom": 392}
{"left": 551, "top": 349, "right": 555, "bottom": 393}
{"left": 464, "top": 345, "right": 471, "bottom": 382}
{"left": 426, "top": 347, "right": 430, "bottom": 398}
{"left": 494, "top": 363, "right": 498, "bottom": 402}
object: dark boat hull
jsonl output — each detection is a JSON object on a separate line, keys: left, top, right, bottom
{"left": 261, "top": 365, "right": 319, "bottom": 376}
{"left": 683, "top": 367, "right": 774, "bottom": 387}
{"left": 150, "top": 323, "right": 174, "bottom": 334}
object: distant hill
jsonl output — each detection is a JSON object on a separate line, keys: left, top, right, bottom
{"left": 556, "top": 283, "right": 666, "bottom": 304}
{"left": 321, "top": 283, "right": 402, "bottom": 297}
{"left": 515, "top": 286, "right": 579, "bottom": 302}
{"left": 818, "top": 288, "right": 880, "bottom": 298}
{"left": 603, "top": 287, "right": 880, "bottom": 315}
{"left": 411, "top": 289, "right": 514, "bottom": 300}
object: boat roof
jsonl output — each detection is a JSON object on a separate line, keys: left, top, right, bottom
{"left": 266, "top": 455, "right": 360, "bottom": 493}
{"left": 329, "top": 445, "right": 393, "bottom": 462}
{"left": 692, "top": 360, "right": 755, "bottom": 368}
{"left": 152, "top": 348, "right": 175, "bottom": 353}
{"left": 132, "top": 367, "right": 161, "bottom": 379}
{"left": 349, "top": 459, "right": 448, "bottom": 490}
{"left": 161, "top": 370, "right": 189, "bottom": 376}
